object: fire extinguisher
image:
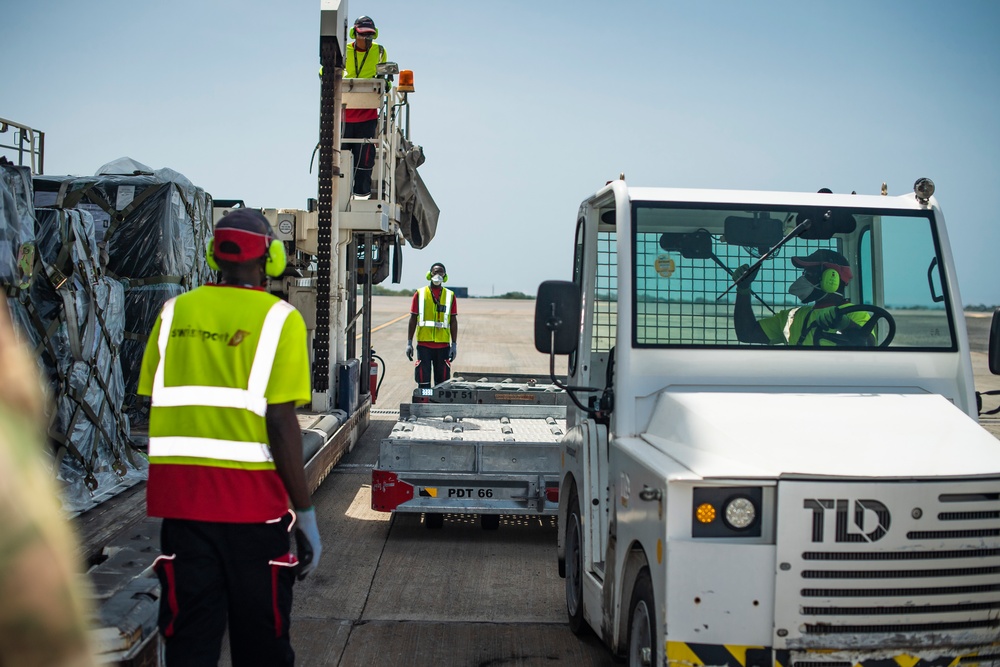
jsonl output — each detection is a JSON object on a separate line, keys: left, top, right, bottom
{"left": 369, "top": 349, "right": 384, "bottom": 405}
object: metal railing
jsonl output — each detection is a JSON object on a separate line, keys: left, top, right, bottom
{"left": 0, "top": 117, "right": 44, "bottom": 174}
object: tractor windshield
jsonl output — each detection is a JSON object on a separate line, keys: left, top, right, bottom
{"left": 630, "top": 202, "right": 956, "bottom": 350}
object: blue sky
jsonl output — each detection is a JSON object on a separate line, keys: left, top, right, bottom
{"left": 3, "top": 1, "right": 999, "bottom": 304}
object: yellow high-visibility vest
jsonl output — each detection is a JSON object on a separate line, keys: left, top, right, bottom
{"left": 416, "top": 286, "right": 453, "bottom": 344}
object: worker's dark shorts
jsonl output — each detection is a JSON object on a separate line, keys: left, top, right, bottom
{"left": 153, "top": 515, "right": 296, "bottom": 667}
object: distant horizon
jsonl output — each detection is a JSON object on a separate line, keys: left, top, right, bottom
{"left": 369, "top": 286, "right": 998, "bottom": 309}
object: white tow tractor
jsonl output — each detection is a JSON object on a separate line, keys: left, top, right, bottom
{"left": 535, "top": 178, "right": 1000, "bottom": 667}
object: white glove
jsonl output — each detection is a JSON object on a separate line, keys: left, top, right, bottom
{"left": 294, "top": 507, "right": 322, "bottom": 580}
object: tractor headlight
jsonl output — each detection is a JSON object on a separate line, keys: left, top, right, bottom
{"left": 724, "top": 496, "right": 756, "bottom": 529}
{"left": 692, "top": 487, "right": 762, "bottom": 538}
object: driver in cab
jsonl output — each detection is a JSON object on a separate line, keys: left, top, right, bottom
{"left": 733, "top": 249, "right": 872, "bottom": 346}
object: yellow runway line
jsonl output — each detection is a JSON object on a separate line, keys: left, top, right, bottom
{"left": 356, "top": 313, "right": 409, "bottom": 339}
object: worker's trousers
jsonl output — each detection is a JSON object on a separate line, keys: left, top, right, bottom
{"left": 154, "top": 515, "right": 296, "bottom": 667}
{"left": 343, "top": 118, "right": 378, "bottom": 196}
{"left": 415, "top": 344, "right": 451, "bottom": 388}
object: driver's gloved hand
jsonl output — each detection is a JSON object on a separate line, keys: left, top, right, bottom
{"left": 813, "top": 305, "right": 844, "bottom": 330}
{"left": 733, "top": 264, "right": 758, "bottom": 295}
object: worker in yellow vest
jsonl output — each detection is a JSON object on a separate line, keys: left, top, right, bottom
{"left": 406, "top": 262, "right": 458, "bottom": 388}
{"left": 137, "top": 209, "right": 320, "bottom": 666}
{"left": 344, "top": 15, "right": 388, "bottom": 198}
{"left": 733, "top": 249, "right": 872, "bottom": 346}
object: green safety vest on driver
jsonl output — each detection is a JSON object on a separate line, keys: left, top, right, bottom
{"left": 758, "top": 304, "right": 871, "bottom": 346}
{"left": 415, "top": 286, "right": 454, "bottom": 344}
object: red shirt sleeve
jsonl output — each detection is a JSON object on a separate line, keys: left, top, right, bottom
{"left": 411, "top": 291, "right": 420, "bottom": 314}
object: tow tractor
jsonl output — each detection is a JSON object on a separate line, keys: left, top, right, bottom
{"left": 535, "top": 177, "right": 1000, "bottom": 666}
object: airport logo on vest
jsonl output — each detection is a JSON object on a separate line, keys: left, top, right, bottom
{"left": 169, "top": 326, "right": 253, "bottom": 346}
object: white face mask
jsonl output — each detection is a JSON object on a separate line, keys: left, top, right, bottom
{"left": 430, "top": 274, "right": 444, "bottom": 286}
{"left": 788, "top": 275, "right": 819, "bottom": 302}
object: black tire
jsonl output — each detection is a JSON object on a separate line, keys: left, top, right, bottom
{"left": 627, "top": 568, "right": 655, "bottom": 667}
{"left": 480, "top": 514, "right": 500, "bottom": 530}
{"left": 565, "top": 488, "right": 586, "bottom": 635}
{"left": 424, "top": 512, "right": 444, "bottom": 529}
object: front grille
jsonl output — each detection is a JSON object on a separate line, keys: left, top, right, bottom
{"left": 802, "top": 566, "right": 1000, "bottom": 579}
{"left": 802, "top": 601, "right": 1000, "bottom": 615}
{"left": 908, "top": 529, "right": 1000, "bottom": 539}
{"left": 803, "top": 548, "right": 1000, "bottom": 560}
{"left": 803, "top": 620, "right": 995, "bottom": 634}
{"left": 775, "top": 480, "right": 1000, "bottom": 649}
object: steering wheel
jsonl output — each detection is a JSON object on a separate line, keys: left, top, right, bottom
{"left": 810, "top": 304, "right": 896, "bottom": 348}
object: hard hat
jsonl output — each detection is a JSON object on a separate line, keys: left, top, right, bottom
{"left": 351, "top": 16, "right": 378, "bottom": 39}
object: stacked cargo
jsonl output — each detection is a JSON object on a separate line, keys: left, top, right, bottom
{"left": 0, "top": 157, "right": 212, "bottom": 513}
{"left": 34, "top": 157, "right": 214, "bottom": 429}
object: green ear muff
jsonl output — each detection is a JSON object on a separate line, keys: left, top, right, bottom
{"left": 206, "top": 239, "right": 219, "bottom": 271}
{"left": 266, "top": 240, "right": 287, "bottom": 278}
{"left": 820, "top": 268, "right": 840, "bottom": 293}
{"left": 426, "top": 272, "right": 448, "bottom": 283}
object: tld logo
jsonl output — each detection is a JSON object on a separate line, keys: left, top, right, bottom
{"left": 803, "top": 499, "right": 891, "bottom": 543}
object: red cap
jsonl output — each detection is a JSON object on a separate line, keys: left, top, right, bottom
{"left": 213, "top": 209, "right": 273, "bottom": 263}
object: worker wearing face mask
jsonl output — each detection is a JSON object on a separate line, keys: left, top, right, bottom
{"left": 406, "top": 262, "right": 458, "bottom": 388}
{"left": 732, "top": 249, "right": 872, "bottom": 346}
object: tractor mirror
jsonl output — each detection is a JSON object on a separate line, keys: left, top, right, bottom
{"left": 795, "top": 208, "right": 857, "bottom": 239}
{"left": 990, "top": 308, "right": 1000, "bottom": 375}
{"left": 659, "top": 229, "right": 714, "bottom": 259}
{"left": 723, "top": 216, "right": 784, "bottom": 248}
{"left": 534, "top": 281, "right": 580, "bottom": 355}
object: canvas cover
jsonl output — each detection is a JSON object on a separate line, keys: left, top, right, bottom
{"left": 394, "top": 133, "right": 439, "bottom": 249}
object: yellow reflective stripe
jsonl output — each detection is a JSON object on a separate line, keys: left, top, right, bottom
{"left": 148, "top": 436, "right": 273, "bottom": 463}
{"left": 247, "top": 300, "right": 294, "bottom": 396}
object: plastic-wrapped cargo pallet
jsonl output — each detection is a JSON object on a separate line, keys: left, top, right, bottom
{"left": 34, "top": 157, "right": 214, "bottom": 430}
{"left": 1, "top": 161, "right": 144, "bottom": 512}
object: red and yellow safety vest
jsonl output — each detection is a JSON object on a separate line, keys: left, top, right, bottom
{"left": 139, "top": 286, "right": 309, "bottom": 522}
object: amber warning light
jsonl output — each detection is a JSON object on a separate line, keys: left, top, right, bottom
{"left": 398, "top": 70, "right": 415, "bottom": 93}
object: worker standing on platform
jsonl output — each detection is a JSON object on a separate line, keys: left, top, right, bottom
{"left": 344, "top": 15, "right": 388, "bottom": 198}
{"left": 138, "top": 209, "right": 321, "bottom": 667}
{"left": 407, "top": 262, "right": 458, "bottom": 388}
